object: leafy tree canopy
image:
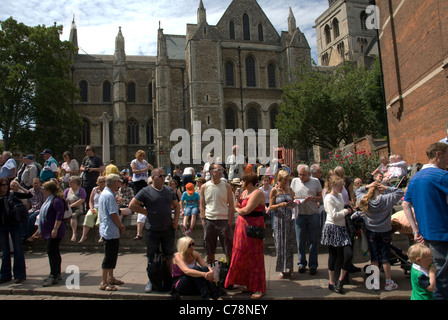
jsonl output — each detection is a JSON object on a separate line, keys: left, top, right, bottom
{"left": 0, "top": 17, "right": 81, "bottom": 159}
{"left": 276, "top": 58, "right": 386, "bottom": 150}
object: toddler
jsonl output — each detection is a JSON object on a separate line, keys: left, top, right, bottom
{"left": 407, "top": 243, "right": 436, "bottom": 300}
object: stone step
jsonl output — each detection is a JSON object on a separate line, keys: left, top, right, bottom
{"left": 24, "top": 213, "right": 412, "bottom": 262}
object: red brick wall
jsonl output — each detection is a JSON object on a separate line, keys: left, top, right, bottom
{"left": 378, "top": 0, "right": 448, "bottom": 164}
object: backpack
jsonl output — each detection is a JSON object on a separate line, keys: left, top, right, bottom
{"left": 5, "top": 193, "right": 28, "bottom": 224}
{"left": 147, "top": 252, "right": 173, "bottom": 292}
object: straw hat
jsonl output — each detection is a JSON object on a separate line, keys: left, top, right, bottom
{"left": 230, "top": 178, "right": 242, "bottom": 186}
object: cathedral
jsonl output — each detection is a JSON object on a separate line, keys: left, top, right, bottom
{"left": 69, "top": 0, "right": 311, "bottom": 169}
{"left": 69, "top": 0, "right": 377, "bottom": 170}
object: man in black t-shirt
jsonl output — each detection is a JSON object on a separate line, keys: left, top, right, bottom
{"left": 80, "top": 145, "right": 104, "bottom": 209}
{"left": 129, "top": 167, "right": 180, "bottom": 293}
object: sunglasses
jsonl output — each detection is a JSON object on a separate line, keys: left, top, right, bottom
{"left": 156, "top": 174, "right": 166, "bottom": 179}
{"left": 0, "top": 184, "right": 8, "bottom": 187}
{"left": 188, "top": 242, "right": 195, "bottom": 248}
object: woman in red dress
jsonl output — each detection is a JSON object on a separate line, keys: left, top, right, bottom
{"left": 224, "top": 171, "right": 266, "bottom": 299}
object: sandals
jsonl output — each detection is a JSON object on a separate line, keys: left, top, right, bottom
{"left": 133, "top": 235, "right": 142, "bottom": 240}
{"left": 251, "top": 292, "right": 264, "bottom": 299}
{"left": 109, "top": 278, "right": 124, "bottom": 286}
{"left": 99, "top": 283, "right": 117, "bottom": 291}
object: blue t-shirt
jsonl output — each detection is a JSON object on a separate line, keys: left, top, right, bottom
{"left": 181, "top": 191, "right": 200, "bottom": 208}
{"left": 99, "top": 187, "right": 120, "bottom": 240}
{"left": 404, "top": 167, "right": 448, "bottom": 241}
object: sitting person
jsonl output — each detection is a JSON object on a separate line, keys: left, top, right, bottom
{"left": 116, "top": 178, "right": 134, "bottom": 221}
{"left": 180, "top": 183, "right": 200, "bottom": 236}
{"left": 64, "top": 175, "right": 86, "bottom": 242}
{"left": 383, "top": 154, "right": 407, "bottom": 185}
{"left": 171, "top": 236, "right": 222, "bottom": 300}
{"left": 78, "top": 176, "right": 106, "bottom": 243}
{"left": 24, "top": 178, "right": 45, "bottom": 241}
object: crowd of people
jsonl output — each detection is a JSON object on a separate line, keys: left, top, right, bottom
{"left": 0, "top": 141, "right": 446, "bottom": 301}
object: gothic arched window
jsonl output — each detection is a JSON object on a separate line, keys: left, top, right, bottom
{"left": 103, "top": 80, "right": 111, "bottom": 103}
{"left": 225, "top": 61, "right": 235, "bottom": 86}
{"left": 247, "top": 107, "right": 259, "bottom": 132}
{"left": 127, "top": 82, "right": 136, "bottom": 103}
{"left": 333, "top": 18, "right": 340, "bottom": 39}
{"left": 225, "top": 107, "right": 236, "bottom": 130}
{"left": 268, "top": 64, "right": 276, "bottom": 88}
{"left": 229, "top": 21, "right": 235, "bottom": 39}
{"left": 246, "top": 56, "right": 256, "bottom": 87}
{"left": 243, "top": 13, "right": 250, "bottom": 40}
{"left": 258, "top": 24, "right": 264, "bottom": 42}
{"left": 127, "top": 119, "right": 139, "bottom": 144}
{"left": 324, "top": 25, "right": 331, "bottom": 45}
{"left": 79, "top": 80, "right": 88, "bottom": 102}
{"left": 360, "top": 11, "right": 368, "bottom": 31}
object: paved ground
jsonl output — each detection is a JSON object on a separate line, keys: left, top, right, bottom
{"left": 0, "top": 248, "right": 412, "bottom": 301}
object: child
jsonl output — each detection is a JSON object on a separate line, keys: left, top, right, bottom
{"left": 407, "top": 243, "right": 436, "bottom": 300}
{"left": 358, "top": 181, "right": 404, "bottom": 291}
{"left": 180, "top": 183, "right": 200, "bottom": 236}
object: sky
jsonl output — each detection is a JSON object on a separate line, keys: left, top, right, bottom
{"left": 1, "top": 0, "right": 329, "bottom": 63}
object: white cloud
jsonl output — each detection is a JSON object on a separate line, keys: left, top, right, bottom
{"left": 1, "top": 0, "right": 328, "bottom": 61}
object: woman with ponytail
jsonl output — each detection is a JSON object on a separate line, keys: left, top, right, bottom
{"left": 358, "top": 181, "right": 404, "bottom": 291}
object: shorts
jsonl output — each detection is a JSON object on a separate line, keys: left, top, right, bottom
{"left": 184, "top": 206, "right": 199, "bottom": 217}
{"left": 137, "top": 213, "right": 146, "bottom": 223}
{"left": 367, "top": 230, "right": 392, "bottom": 264}
{"left": 102, "top": 238, "right": 119, "bottom": 269}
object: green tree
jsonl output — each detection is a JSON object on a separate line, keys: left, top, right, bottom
{"left": 276, "top": 58, "right": 386, "bottom": 150}
{"left": 0, "top": 17, "right": 81, "bottom": 158}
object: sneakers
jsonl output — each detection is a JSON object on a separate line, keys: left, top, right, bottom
{"left": 144, "top": 280, "right": 153, "bottom": 293}
{"left": 385, "top": 280, "right": 398, "bottom": 291}
{"left": 43, "top": 276, "right": 58, "bottom": 287}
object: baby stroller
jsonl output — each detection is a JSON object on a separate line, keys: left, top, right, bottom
{"left": 389, "top": 244, "right": 412, "bottom": 276}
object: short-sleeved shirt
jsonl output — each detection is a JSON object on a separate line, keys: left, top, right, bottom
{"left": 40, "top": 156, "right": 58, "bottom": 182}
{"left": 404, "top": 166, "right": 448, "bottom": 241}
{"left": 98, "top": 187, "right": 120, "bottom": 240}
{"left": 410, "top": 264, "right": 434, "bottom": 300}
{"left": 0, "top": 158, "right": 16, "bottom": 178}
{"left": 181, "top": 191, "right": 200, "bottom": 208}
{"left": 134, "top": 185, "right": 176, "bottom": 231}
{"left": 290, "top": 177, "right": 322, "bottom": 215}
{"left": 81, "top": 155, "right": 104, "bottom": 186}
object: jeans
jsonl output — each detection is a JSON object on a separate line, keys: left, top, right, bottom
{"left": 294, "top": 213, "right": 320, "bottom": 269}
{"left": 0, "top": 224, "right": 26, "bottom": 280}
{"left": 366, "top": 230, "right": 391, "bottom": 263}
{"left": 174, "top": 266, "right": 221, "bottom": 300}
{"left": 46, "top": 238, "right": 62, "bottom": 277}
{"left": 427, "top": 240, "right": 448, "bottom": 300}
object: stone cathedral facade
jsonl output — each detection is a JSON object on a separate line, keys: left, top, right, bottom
{"left": 69, "top": 0, "right": 311, "bottom": 169}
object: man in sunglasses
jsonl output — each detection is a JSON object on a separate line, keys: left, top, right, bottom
{"left": 129, "top": 167, "right": 180, "bottom": 293}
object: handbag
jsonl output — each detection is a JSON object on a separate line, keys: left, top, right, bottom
{"left": 245, "top": 218, "right": 265, "bottom": 239}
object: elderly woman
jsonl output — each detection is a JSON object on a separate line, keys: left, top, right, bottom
{"left": 64, "top": 175, "right": 86, "bottom": 242}
{"left": 39, "top": 180, "right": 66, "bottom": 287}
{"left": 60, "top": 151, "right": 80, "bottom": 190}
{"left": 78, "top": 175, "right": 106, "bottom": 243}
{"left": 225, "top": 171, "right": 266, "bottom": 299}
{"left": 269, "top": 169, "right": 296, "bottom": 279}
{"left": 172, "top": 236, "right": 221, "bottom": 300}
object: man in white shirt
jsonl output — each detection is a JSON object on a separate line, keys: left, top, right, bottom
{"left": 226, "top": 145, "right": 243, "bottom": 181}
{"left": 290, "top": 164, "right": 323, "bottom": 275}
